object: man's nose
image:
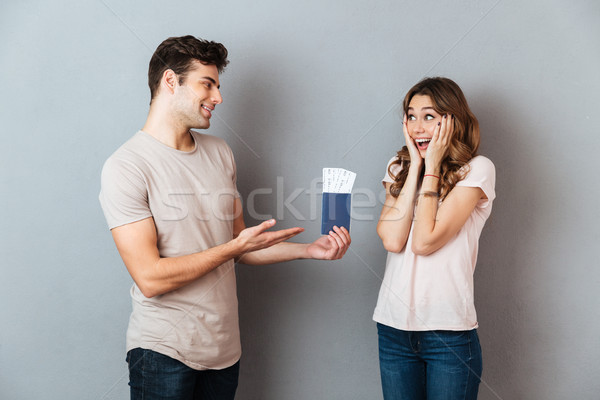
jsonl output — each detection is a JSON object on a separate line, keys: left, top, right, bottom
{"left": 212, "top": 88, "right": 223, "bottom": 104}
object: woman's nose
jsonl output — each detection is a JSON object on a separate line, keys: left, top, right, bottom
{"left": 414, "top": 120, "right": 424, "bottom": 132}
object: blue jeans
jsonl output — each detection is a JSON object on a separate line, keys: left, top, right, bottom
{"left": 377, "top": 323, "right": 482, "bottom": 400}
{"left": 126, "top": 348, "right": 239, "bottom": 400}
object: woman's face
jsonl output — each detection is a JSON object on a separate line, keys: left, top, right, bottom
{"left": 406, "top": 94, "right": 443, "bottom": 159}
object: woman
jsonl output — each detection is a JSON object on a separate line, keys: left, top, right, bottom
{"left": 374, "top": 77, "right": 495, "bottom": 399}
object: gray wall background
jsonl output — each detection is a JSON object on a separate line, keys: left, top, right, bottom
{"left": 1, "top": 0, "right": 599, "bottom": 399}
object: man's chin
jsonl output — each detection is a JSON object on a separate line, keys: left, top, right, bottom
{"left": 192, "top": 120, "right": 210, "bottom": 130}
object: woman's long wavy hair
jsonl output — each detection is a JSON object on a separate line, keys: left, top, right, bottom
{"left": 389, "top": 77, "right": 480, "bottom": 200}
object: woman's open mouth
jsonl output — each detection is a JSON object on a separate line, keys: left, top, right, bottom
{"left": 415, "top": 138, "right": 431, "bottom": 150}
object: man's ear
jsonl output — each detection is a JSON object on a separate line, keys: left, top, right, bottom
{"left": 161, "top": 69, "right": 177, "bottom": 94}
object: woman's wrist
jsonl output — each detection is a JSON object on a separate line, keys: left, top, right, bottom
{"left": 421, "top": 167, "right": 441, "bottom": 192}
{"left": 408, "top": 159, "right": 423, "bottom": 174}
{"left": 424, "top": 163, "right": 441, "bottom": 176}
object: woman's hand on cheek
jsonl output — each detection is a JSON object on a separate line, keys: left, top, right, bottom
{"left": 403, "top": 114, "right": 423, "bottom": 170}
{"left": 425, "top": 114, "right": 454, "bottom": 172}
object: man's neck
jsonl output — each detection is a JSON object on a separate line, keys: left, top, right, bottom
{"left": 142, "top": 106, "right": 195, "bottom": 152}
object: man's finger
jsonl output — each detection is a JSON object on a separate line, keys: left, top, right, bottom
{"left": 332, "top": 228, "right": 347, "bottom": 256}
{"left": 332, "top": 234, "right": 345, "bottom": 259}
{"left": 328, "top": 228, "right": 344, "bottom": 253}
{"left": 327, "top": 235, "right": 338, "bottom": 258}
{"left": 335, "top": 227, "right": 351, "bottom": 257}
{"left": 333, "top": 226, "right": 350, "bottom": 246}
{"left": 253, "top": 219, "right": 277, "bottom": 234}
{"left": 263, "top": 227, "right": 304, "bottom": 243}
{"left": 341, "top": 226, "right": 352, "bottom": 245}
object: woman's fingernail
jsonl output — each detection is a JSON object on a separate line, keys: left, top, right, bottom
{"left": 438, "top": 122, "right": 441, "bottom": 126}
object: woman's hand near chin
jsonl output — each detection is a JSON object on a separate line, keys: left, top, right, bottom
{"left": 425, "top": 114, "right": 454, "bottom": 173}
{"left": 403, "top": 113, "right": 423, "bottom": 172}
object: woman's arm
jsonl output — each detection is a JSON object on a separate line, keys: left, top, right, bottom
{"left": 412, "top": 184, "right": 484, "bottom": 255}
{"left": 377, "top": 171, "right": 420, "bottom": 253}
{"left": 377, "top": 114, "right": 423, "bottom": 253}
{"left": 411, "top": 114, "right": 486, "bottom": 255}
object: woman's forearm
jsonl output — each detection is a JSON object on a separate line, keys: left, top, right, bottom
{"left": 377, "top": 167, "right": 421, "bottom": 253}
{"left": 412, "top": 168, "right": 441, "bottom": 254}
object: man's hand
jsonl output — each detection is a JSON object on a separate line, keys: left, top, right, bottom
{"left": 234, "top": 219, "right": 304, "bottom": 255}
{"left": 306, "top": 226, "right": 351, "bottom": 260}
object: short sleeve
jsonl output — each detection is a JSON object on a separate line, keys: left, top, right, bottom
{"left": 456, "top": 156, "right": 496, "bottom": 209}
{"left": 227, "top": 144, "right": 240, "bottom": 199}
{"left": 382, "top": 156, "right": 402, "bottom": 187}
{"left": 99, "top": 157, "right": 152, "bottom": 229}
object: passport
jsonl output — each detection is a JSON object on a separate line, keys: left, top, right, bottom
{"left": 320, "top": 168, "right": 356, "bottom": 234}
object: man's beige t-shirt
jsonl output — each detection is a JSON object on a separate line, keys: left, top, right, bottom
{"left": 99, "top": 130, "right": 241, "bottom": 370}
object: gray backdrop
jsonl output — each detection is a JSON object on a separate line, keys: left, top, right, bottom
{"left": 1, "top": 0, "right": 599, "bottom": 399}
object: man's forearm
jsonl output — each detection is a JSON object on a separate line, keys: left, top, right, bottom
{"left": 237, "top": 242, "right": 310, "bottom": 265}
{"left": 140, "top": 240, "right": 243, "bottom": 297}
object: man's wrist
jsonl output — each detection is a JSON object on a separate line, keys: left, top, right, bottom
{"left": 225, "top": 236, "right": 246, "bottom": 260}
{"left": 297, "top": 242, "right": 311, "bottom": 259}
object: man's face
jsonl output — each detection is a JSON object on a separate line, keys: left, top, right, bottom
{"left": 172, "top": 61, "right": 222, "bottom": 130}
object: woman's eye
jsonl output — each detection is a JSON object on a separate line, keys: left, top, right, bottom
{"left": 425, "top": 114, "right": 435, "bottom": 121}
{"left": 407, "top": 115, "right": 416, "bottom": 121}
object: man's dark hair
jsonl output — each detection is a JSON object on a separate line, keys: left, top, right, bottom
{"left": 148, "top": 35, "right": 229, "bottom": 102}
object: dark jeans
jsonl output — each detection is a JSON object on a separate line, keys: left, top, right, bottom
{"left": 377, "top": 323, "right": 482, "bottom": 400}
{"left": 126, "top": 348, "right": 239, "bottom": 400}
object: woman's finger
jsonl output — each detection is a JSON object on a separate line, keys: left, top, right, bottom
{"left": 438, "top": 114, "right": 448, "bottom": 145}
{"left": 431, "top": 118, "right": 441, "bottom": 144}
{"left": 445, "top": 114, "right": 454, "bottom": 144}
{"left": 402, "top": 115, "right": 412, "bottom": 144}
{"left": 403, "top": 114, "right": 419, "bottom": 156}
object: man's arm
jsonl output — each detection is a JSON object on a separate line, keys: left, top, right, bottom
{"left": 232, "top": 199, "right": 351, "bottom": 265}
{"left": 111, "top": 214, "right": 303, "bottom": 298}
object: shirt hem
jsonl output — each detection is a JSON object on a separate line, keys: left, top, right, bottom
{"left": 127, "top": 343, "right": 241, "bottom": 371}
{"left": 373, "top": 313, "right": 479, "bottom": 332}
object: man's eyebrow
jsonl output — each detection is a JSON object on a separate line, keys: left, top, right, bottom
{"left": 201, "top": 76, "right": 220, "bottom": 89}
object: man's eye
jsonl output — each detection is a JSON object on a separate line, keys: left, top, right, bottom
{"left": 204, "top": 82, "right": 212, "bottom": 88}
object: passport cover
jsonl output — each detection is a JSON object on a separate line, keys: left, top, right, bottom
{"left": 321, "top": 192, "right": 351, "bottom": 234}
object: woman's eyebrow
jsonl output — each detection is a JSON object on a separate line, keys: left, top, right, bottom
{"left": 407, "top": 106, "right": 435, "bottom": 111}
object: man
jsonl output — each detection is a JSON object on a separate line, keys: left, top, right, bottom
{"left": 99, "top": 35, "right": 351, "bottom": 399}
